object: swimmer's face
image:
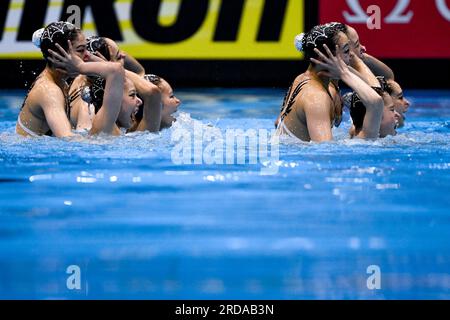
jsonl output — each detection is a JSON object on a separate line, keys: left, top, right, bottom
{"left": 105, "top": 38, "right": 126, "bottom": 64}
{"left": 71, "top": 33, "right": 89, "bottom": 62}
{"left": 388, "top": 80, "right": 410, "bottom": 114}
{"left": 335, "top": 32, "right": 351, "bottom": 65}
{"left": 160, "top": 80, "right": 181, "bottom": 128}
{"left": 346, "top": 26, "right": 366, "bottom": 60}
{"left": 118, "top": 79, "right": 142, "bottom": 129}
{"left": 380, "top": 94, "right": 397, "bottom": 138}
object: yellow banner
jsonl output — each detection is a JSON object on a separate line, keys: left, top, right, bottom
{"left": 0, "top": 0, "right": 303, "bottom": 59}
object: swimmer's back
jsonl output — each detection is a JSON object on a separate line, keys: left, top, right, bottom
{"left": 17, "top": 75, "right": 53, "bottom": 136}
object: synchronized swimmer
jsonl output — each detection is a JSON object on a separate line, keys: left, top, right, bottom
{"left": 16, "top": 21, "right": 180, "bottom": 138}
{"left": 16, "top": 21, "right": 409, "bottom": 142}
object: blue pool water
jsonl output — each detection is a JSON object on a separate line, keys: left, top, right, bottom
{"left": 0, "top": 88, "right": 450, "bottom": 299}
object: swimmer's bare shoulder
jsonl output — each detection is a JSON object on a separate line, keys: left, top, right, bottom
{"left": 29, "top": 77, "right": 73, "bottom": 137}
{"left": 295, "top": 81, "right": 334, "bottom": 142}
{"left": 292, "top": 78, "right": 329, "bottom": 116}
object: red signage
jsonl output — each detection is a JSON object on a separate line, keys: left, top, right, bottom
{"left": 319, "top": 0, "right": 450, "bottom": 58}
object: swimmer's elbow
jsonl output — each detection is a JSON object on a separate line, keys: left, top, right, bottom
{"left": 374, "top": 96, "right": 384, "bottom": 111}
{"left": 366, "top": 95, "right": 383, "bottom": 111}
{"left": 107, "top": 62, "right": 125, "bottom": 77}
{"left": 135, "top": 67, "right": 145, "bottom": 77}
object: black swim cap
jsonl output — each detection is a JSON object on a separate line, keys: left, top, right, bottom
{"left": 350, "top": 85, "right": 385, "bottom": 131}
{"left": 300, "top": 22, "right": 347, "bottom": 63}
{"left": 86, "top": 36, "right": 111, "bottom": 61}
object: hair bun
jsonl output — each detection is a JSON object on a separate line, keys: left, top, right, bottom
{"left": 32, "top": 28, "right": 45, "bottom": 48}
{"left": 294, "top": 33, "right": 305, "bottom": 52}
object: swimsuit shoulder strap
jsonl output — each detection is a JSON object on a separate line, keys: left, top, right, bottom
{"left": 280, "top": 78, "right": 310, "bottom": 121}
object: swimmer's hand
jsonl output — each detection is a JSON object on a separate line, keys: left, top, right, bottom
{"left": 88, "top": 51, "right": 108, "bottom": 63}
{"left": 349, "top": 50, "right": 359, "bottom": 68}
{"left": 349, "top": 51, "right": 364, "bottom": 70}
{"left": 311, "top": 45, "right": 349, "bottom": 80}
{"left": 48, "top": 40, "right": 84, "bottom": 77}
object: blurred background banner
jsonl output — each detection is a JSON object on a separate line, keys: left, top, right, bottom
{"left": 0, "top": 0, "right": 303, "bottom": 59}
{"left": 0, "top": 0, "right": 448, "bottom": 88}
{"left": 319, "top": 0, "right": 450, "bottom": 58}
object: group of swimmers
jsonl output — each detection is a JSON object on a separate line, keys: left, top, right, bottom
{"left": 16, "top": 21, "right": 409, "bottom": 143}
{"left": 17, "top": 21, "right": 181, "bottom": 138}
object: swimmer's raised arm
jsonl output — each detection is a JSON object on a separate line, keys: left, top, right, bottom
{"left": 350, "top": 55, "right": 381, "bottom": 88}
{"left": 125, "top": 70, "right": 162, "bottom": 132}
{"left": 363, "top": 53, "right": 395, "bottom": 81}
{"left": 313, "top": 45, "right": 383, "bottom": 139}
{"left": 312, "top": 45, "right": 383, "bottom": 115}
{"left": 348, "top": 65, "right": 370, "bottom": 84}
{"left": 348, "top": 53, "right": 379, "bottom": 85}
{"left": 341, "top": 70, "right": 383, "bottom": 139}
{"left": 348, "top": 56, "right": 386, "bottom": 139}
{"left": 90, "top": 63, "right": 124, "bottom": 135}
